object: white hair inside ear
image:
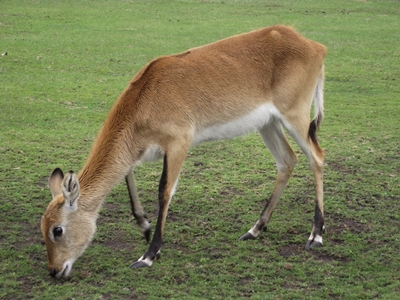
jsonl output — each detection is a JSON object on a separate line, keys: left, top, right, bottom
{"left": 62, "top": 171, "right": 80, "bottom": 211}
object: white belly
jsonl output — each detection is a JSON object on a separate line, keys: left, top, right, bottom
{"left": 192, "top": 103, "right": 280, "bottom": 145}
{"left": 137, "top": 103, "right": 281, "bottom": 164}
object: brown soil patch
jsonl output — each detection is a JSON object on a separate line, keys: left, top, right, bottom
{"left": 326, "top": 213, "right": 369, "bottom": 235}
{"left": 278, "top": 244, "right": 303, "bottom": 258}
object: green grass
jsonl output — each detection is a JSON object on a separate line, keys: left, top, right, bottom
{"left": 1, "top": 0, "right": 399, "bottom": 299}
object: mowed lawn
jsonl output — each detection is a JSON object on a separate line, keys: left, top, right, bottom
{"left": 1, "top": 0, "right": 399, "bottom": 299}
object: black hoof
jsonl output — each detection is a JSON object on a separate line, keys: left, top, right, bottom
{"left": 239, "top": 232, "right": 257, "bottom": 241}
{"left": 305, "top": 240, "right": 323, "bottom": 250}
{"left": 129, "top": 260, "right": 152, "bottom": 269}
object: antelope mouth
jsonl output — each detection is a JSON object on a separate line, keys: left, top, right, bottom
{"left": 58, "top": 264, "right": 69, "bottom": 279}
{"left": 60, "top": 261, "right": 73, "bottom": 278}
{"left": 51, "top": 261, "right": 73, "bottom": 279}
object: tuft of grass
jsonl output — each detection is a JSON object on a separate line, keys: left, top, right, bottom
{"left": 1, "top": 0, "right": 399, "bottom": 299}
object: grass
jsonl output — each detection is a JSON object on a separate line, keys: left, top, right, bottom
{"left": 1, "top": 0, "right": 399, "bottom": 299}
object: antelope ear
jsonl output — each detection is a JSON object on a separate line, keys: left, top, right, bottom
{"left": 48, "top": 168, "right": 64, "bottom": 198}
{"left": 62, "top": 171, "right": 80, "bottom": 211}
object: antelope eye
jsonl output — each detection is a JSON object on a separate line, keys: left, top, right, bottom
{"left": 53, "top": 226, "right": 63, "bottom": 237}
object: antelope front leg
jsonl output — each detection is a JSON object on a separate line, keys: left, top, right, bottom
{"left": 125, "top": 169, "right": 151, "bottom": 242}
{"left": 130, "top": 147, "right": 187, "bottom": 268}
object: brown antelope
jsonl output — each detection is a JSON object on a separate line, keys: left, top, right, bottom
{"left": 41, "top": 25, "right": 327, "bottom": 278}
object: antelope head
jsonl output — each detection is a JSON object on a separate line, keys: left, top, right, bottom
{"left": 41, "top": 168, "right": 96, "bottom": 278}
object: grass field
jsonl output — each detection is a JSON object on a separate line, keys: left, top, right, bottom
{"left": 1, "top": 0, "right": 399, "bottom": 299}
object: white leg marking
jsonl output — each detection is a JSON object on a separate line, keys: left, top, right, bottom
{"left": 137, "top": 255, "right": 154, "bottom": 267}
{"left": 248, "top": 224, "right": 261, "bottom": 238}
{"left": 141, "top": 219, "right": 151, "bottom": 233}
{"left": 308, "top": 232, "right": 323, "bottom": 244}
{"left": 313, "top": 235, "right": 323, "bottom": 244}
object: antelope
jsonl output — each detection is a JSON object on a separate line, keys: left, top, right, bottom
{"left": 41, "top": 25, "right": 327, "bottom": 279}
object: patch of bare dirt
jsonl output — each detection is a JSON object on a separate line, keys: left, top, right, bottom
{"left": 278, "top": 244, "right": 303, "bottom": 258}
{"left": 220, "top": 186, "right": 243, "bottom": 196}
{"left": 311, "top": 250, "right": 350, "bottom": 263}
{"left": 16, "top": 275, "right": 44, "bottom": 297}
{"left": 325, "top": 159, "right": 355, "bottom": 175}
{"left": 326, "top": 213, "right": 370, "bottom": 235}
{"left": 95, "top": 202, "right": 143, "bottom": 250}
{"left": 278, "top": 213, "right": 369, "bottom": 263}
{"left": 277, "top": 243, "right": 350, "bottom": 263}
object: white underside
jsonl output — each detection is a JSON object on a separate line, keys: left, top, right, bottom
{"left": 193, "top": 103, "right": 281, "bottom": 145}
{"left": 138, "top": 103, "right": 283, "bottom": 163}
{"left": 136, "top": 145, "right": 164, "bottom": 164}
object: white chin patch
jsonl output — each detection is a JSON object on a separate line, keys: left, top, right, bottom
{"left": 57, "top": 260, "right": 74, "bottom": 278}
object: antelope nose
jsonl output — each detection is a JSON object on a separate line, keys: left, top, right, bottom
{"left": 49, "top": 268, "right": 57, "bottom": 278}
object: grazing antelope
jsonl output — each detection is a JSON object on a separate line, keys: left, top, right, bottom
{"left": 41, "top": 25, "right": 327, "bottom": 278}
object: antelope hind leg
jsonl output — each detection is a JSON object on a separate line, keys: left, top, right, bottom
{"left": 126, "top": 170, "right": 151, "bottom": 242}
{"left": 240, "top": 123, "right": 298, "bottom": 241}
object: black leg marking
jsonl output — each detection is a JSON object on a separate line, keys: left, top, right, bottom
{"left": 130, "top": 155, "right": 169, "bottom": 268}
{"left": 158, "top": 155, "right": 168, "bottom": 199}
{"left": 314, "top": 205, "right": 324, "bottom": 235}
{"left": 144, "top": 227, "right": 151, "bottom": 243}
{"left": 239, "top": 198, "right": 271, "bottom": 241}
{"left": 305, "top": 205, "right": 324, "bottom": 250}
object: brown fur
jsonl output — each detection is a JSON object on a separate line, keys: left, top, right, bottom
{"left": 41, "top": 25, "right": 327, "bottom": 277}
